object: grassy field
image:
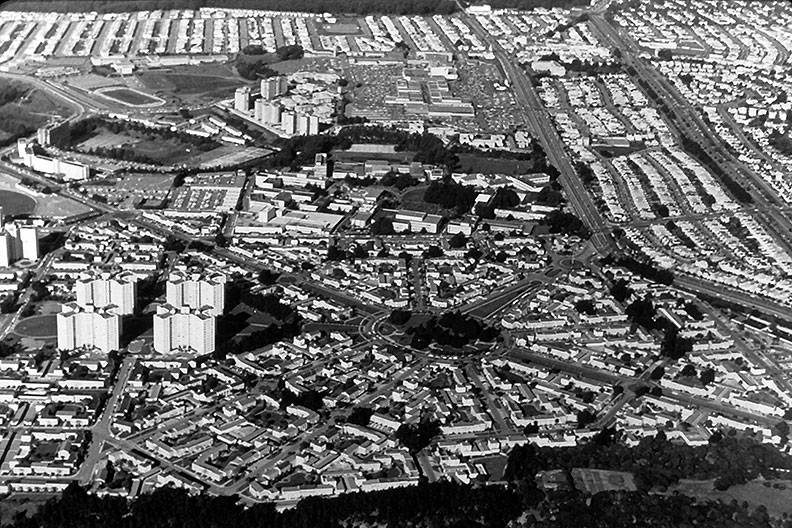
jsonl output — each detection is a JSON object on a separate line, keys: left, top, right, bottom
{"left": 79, "top": 127, "right": 214, "bottom": 165}
{"left": 399, "top": 186, "right": 447, "bottom": 215}
{"left": 667, "top": 479, "right": 792, "bottom": 518}
{"left": 137, "top": 64, "right": 249, "bottom": 103}
{"left": 0, "top": 173, "right": 90, "bottom": 219}
{"left": 0, "top": 494, "right": 53, "bottom": 526}
{"left": 0, "top": 190, "right": 37, "bottom": 217}
{"left": 99, "top": 87, "right": 163, "bottom": 106}
{"left": 456, "top": 153, "right": 537, "bottom": 175}
{"left": 14, "top": 315, "right": 58, "bottom": 338}
{"left": 0, "top": 78, "right": 72, "bottom": 145}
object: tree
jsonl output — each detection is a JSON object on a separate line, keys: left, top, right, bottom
{"left": 699, "top": 367, "right": 715, "bottom": 386}
{"left": 388, "top": 309, "right": 412, "bottom": 326}
{"left": 610, "top": 279, "right": 631, "bottom": 303}
{"left": 396, "top": 419, "right": 441, "bottom": 452}
{"left": 448, "top": 232, "right": 468, "bottom": 248}
{"left": 661, "top": 328, "right": 694, "bottom": 360}
{"left": 680, "top": 364, "right": 697, "bottom": 377}
{"left": 577, "top": 409, "right": 597, "bottom": 428}
{"left": 625, "top": 296, "right": 657, "bottom": 330}
{"left": 423, "top": 245, "right": 444, "bottom": 259}
{"left": 348, "top": 407, "right": 374, "bottom": 426}
{"left": 650, "top": 366, "right": 665, "bottom": 380}
{"left": 574, "top": 299, "right": 596, "bottom": 316}
{"left": 258, "top": 269, "right": 280, "bottom": 285}
{"left": 276, "top": 44, "right": 304, "bottom": 61}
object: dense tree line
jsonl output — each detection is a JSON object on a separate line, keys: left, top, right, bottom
{"left": 769, "top": 130, "right": 792, "bottom": 155}
{"left": 0, "top": 81, "right": 41, "bottom": 146}
{"left": 263, "top": 125, "right": 551, "bottom": 176}
{"left": 214, "top": 278, "right": 302, "bottom": 359}
{"left": 0, "top": 82, "right": 44, "bottom": 145}
{"left": 602, "top": 254, "right": 674, "bottom": 285}
{"left": 679, "top": 135, "right": 753, "bottom": 204}
{"left": 541, "top": 210, "right": 591, "bottom": 239}
{"left": 388, "top": 308, "right": 412, "bottom": 325}
{"left": 505, "top": 428, "right": 792, "bottom": 492}
{"left": 396, "top": 419, "right": 441, "bottom": 452}
{"left": 235, "top": 45, "right": 303, "bottom": 79}
{"left": 6, "top": 0, "right": 457, "bottom": 14}
{"left": 381, "top": 171, "right": 419, "bottom": 190}
{"left": 407, "top": 311, "right": 499, "bottom": 350}
{"left": 0, "top": 83, "right": 27, "bottom": 107}
{"left": 214, "top": 318, "right": 302, "bottom": 359}
{"left": 50, "top": 116, "right": 219, "bottom": 165}
{"left": 5, "top": 480, "right": 523, "bottom": 528}
{"left": 235, "top": 59, "right": 278, "bottom": 81}
{"left": 527, "top": 489, "right": 777, "bottom": 528}
{"left": 424, "top": 178, "right": 476, "bottom": 215}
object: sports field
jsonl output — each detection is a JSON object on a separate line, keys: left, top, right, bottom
{"left": 97, "top": 87, "right": 164, "bottom": 106}
{"left": 14, "top": 315, "right": 58, "bottom": 338}
{"left": 0, "top": 190, "right": 37, "bottom": 216}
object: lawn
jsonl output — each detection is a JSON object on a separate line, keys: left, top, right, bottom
{"left": 456, "top": 153, "right": 537, "bottom": 175}
{"left": 138, "top": 69, "right": 248, "bottom": 96}
{"left": 0, "top": 78, "right": 73, "bottom": 145}
{"left": 98, "top": 87, "right": 163, "bottom": 106}
{"left": 399, "top": 185, "right": 447, "bottom": 215}
{"left": 667, "top": 479, "right": 792, "bottom": 518}
{"left": 78, "top": 127, "right": 217, "bottom": 165}
{"left": 14, "top": 315, "right": 57, "bottom": 338}
{"left": 0, "top": 190, "right": 37, "bottom": 217}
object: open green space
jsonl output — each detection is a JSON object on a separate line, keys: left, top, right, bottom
{"left": 56, "top": 116, "right": 221, "bottom": 166}
{"left": 667, "top": 479, "right": 792, "bottom": 519}
{"left": 14, "top": 315, "right": 58, "bottom": 338}
{"left": 456, "top": 153, "right": 537, "bottom": 175}
{"left": 98, "top": 87, "right": 162, "bottom": 106}
{"left": 0, "top": 190, "right": 37, "bottom": 217}
{"left": 0, "top": 78, "right": 72, "bottom": 146}
{"left": 138, "top": 71, "right": 246, "bottom": 96}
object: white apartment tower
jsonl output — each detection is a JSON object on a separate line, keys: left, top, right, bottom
{"left": 260, "top": 76, "right": 286, "bottom": 101}
{"left": 57, "top": 303, "right": 121, "bottom": 353}
{"left": 166, "top": 270, "right": 226, "bottom": 316}
{"left": 263, "top": 102, "right": 282, "bottom": 124}
{"left": 281, "top": 111, "right": 297, "bottom": 135}
{"left": 153, "top": 305, "right": 216, "bottom": 356}
{"left": 254, "top": 99, "right": 265, "bottom": 123}
{"left": 75, "top": 271, "right": 138, "bottom": 315}
{"left": 234, "top": 86, "right": 251, "bottom": 112}
{"left": 0, "top": 221, "right": 39, "bottom": 268}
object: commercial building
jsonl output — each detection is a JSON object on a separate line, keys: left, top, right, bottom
{"left": 153, "top": 304, "right": 216, "bottom": 356}
{"left": 166, "top": 270, "right": 226, "bottom": 316}
{"left": 57, "top": 303, "right": 121, "bottom": 353}
{"left": 75, "top": 270, "right": 138, "bottom": 315}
